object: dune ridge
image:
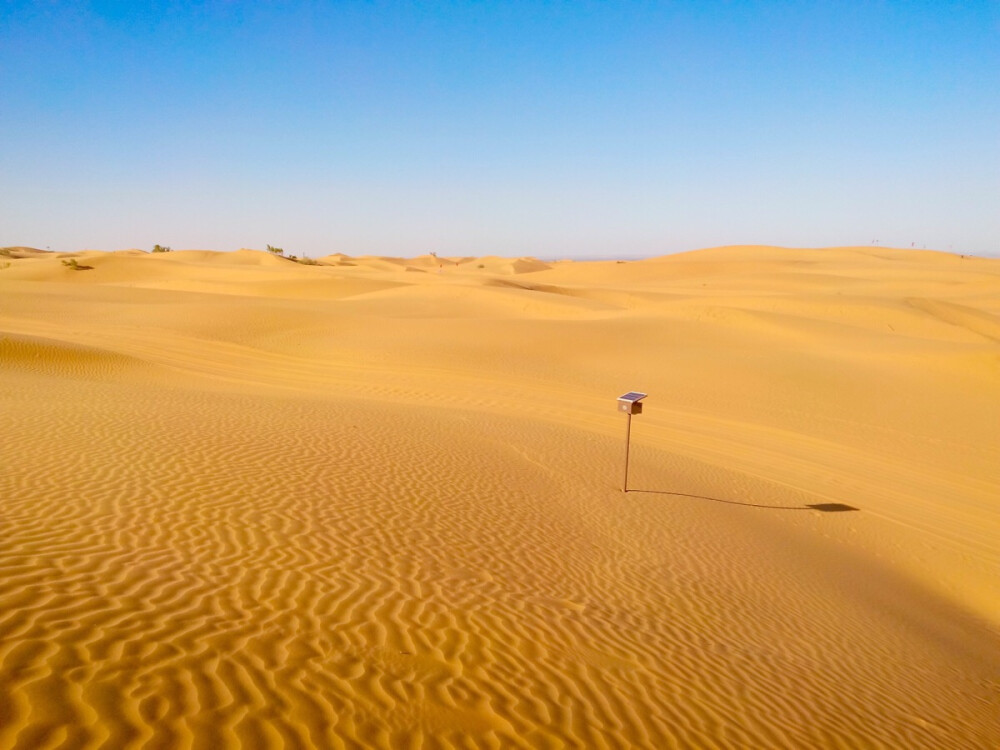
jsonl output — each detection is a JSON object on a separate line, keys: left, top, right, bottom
{"left": 1, "top": 246, "right": 998, "bottom": 747}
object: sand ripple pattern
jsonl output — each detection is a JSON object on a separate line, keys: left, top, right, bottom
{"left": 2, "top": 375, "right": 998, "bottom": 749}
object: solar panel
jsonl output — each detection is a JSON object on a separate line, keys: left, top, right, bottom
{"left": 618, "top": 391, "right": 647, "bottom": 402}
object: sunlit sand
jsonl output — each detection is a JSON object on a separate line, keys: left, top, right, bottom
{"left": 1, "top": 245, "right": 998, "bottom": 747}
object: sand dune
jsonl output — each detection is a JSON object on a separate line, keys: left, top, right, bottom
{"left": 1, "top": 246, "right": 998, "bottom": 747}
{"left": 0, "top": 247, "right": 52, "bottom": 260}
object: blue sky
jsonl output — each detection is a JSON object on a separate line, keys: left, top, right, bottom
{"left": 2, "top": 1, "right": 998, "bottom": 258}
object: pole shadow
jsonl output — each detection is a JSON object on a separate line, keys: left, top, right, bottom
{"left": 626, "top": 489, "right": 859, "bottom": 513}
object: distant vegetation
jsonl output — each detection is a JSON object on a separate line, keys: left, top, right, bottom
{"left": 152, "top": 244, "right": 172, "bottom": 253}
{"left": 297, "top": 256, "right": 319, "bottom": 265}
{"left": 266, "top": 245, "right": 284, "bottom": 256}
{"left": 61, "top": 258, "right": 92, "bottom": 271}
{"left": 0, "top": 248, "right": 12, "bottom": 257}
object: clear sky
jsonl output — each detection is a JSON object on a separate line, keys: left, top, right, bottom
{"left": 2, "top": 1, "right": 998, "bottom": 258}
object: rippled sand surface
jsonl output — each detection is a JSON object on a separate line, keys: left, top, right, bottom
{"left": 1, "top": 246, "right": 998, "bottom": 748}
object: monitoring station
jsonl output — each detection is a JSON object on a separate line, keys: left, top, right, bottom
{"left": 618, "top": 392, "right": 647, "bottom": 492}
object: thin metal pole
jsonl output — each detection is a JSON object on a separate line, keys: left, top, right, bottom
{"left": 623, "top": 412, "right": 632, "bottom": 492}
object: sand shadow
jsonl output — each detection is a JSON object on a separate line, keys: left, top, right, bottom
{"left": 805, "top": 503, "right": 859, "bottom": 512}
{"left": 627, "top": 490, "right": 859, "bottom": 513}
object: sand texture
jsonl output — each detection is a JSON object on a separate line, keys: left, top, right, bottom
{"left": 1, "top": 246, "right": 998, "bottom": 748}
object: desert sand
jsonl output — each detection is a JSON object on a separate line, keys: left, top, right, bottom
{"left": 1, "top": 244, "right": 998, "bottom": 748}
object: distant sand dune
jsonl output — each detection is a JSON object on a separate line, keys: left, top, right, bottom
{"left": 0, "top": 246, "right": 50, "bottom": 259}
{"left": 1, "top": 246, "right": 998, "bottom": 748}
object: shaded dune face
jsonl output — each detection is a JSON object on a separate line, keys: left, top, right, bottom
{"left": 1, "top": 246, "right": 999, "bottom": 748}
{"left": 0, "top": 335, "right": 157, "bottom": 382}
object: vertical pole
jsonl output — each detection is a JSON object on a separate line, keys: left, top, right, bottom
{"left": 623, "top": 411, "right": 632, "bottom": 492}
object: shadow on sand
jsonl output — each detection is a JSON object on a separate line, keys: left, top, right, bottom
{"left": 627, "top": 490, "right": 859, "bottom": 513}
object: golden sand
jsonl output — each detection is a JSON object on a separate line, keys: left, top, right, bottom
{"left": 1, "top": 245, "right": 998, "bottom": 748}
